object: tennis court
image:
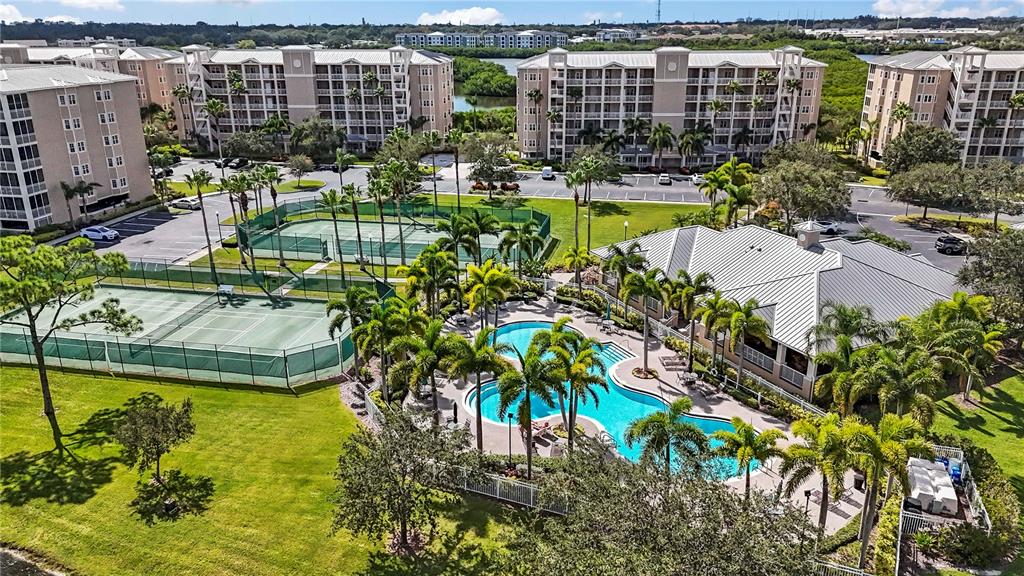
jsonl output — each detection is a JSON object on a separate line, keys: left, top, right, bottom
{"left": 0, "top": 285, "right": 349, "bottom": 388}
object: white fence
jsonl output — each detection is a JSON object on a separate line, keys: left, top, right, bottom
{"left": 816, "top": 561, "right": 872, "bottom": 576}
{"left": 454, "top": 466, "right": 568, "bottom": 514}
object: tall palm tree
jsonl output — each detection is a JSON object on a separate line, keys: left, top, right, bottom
{"left": 352, "top": 302, "right": 394, "bottom": 399}
{"left": 382, "top": 159, "right": 419, "bottom": 266}
{"left": 706, "top": 99, "right": 727, "bottom": 133}
{"left": 367, "top": 176, "right": 391, "bottom": 282}
{"left": 435, "top": 213, "right": 478, "bottom": 273}
{"left": 545, "top": 108, "right": 563, "bottom": 125}
{"left": 623, "top": 116, "right": 651, "bottom": 153}
{"left": 662, "top": 270, "right": 714, "bottom": 368}
{"left": 577, "top": 123, "right": 604, "bottom": 146}
{"left": 172, "top": 84, "right": 197, "bottom": 143}
{"left": 446, "top": 128, "right": 467, "bottom": 212}
{"left": 725, "top": 298, "right": 772, "bottom": 386}
{"left": 497, "top": 345, "right": 560, "bottom": 479}
{"left": 780, "top": 414, "right": 851, "bottom": 539}
{"left": 723, "top": 183, "right": 756, "bottom": 227}
{"left": 807, "top": 302, "right": 889, "bottom": 415}
{"left": 463, "top": 209, "right": 501, "bottom": 266}
{"left": 340, "top": 184, "right": 366, "bottom": 266}
{"left": 498, "top": 219, "right": 544, "bottom": 277}
{"left": 550, "top": 332, "right": 606, "bottom": 454}
{"left": 318, "top": 188, "right": 348, "bottom": 284}
{"left": 573, "top": 154, "right": 606, "bottom": 249}
{"left": 890, "top": 102, "right": 913, "bottom": 134}
{"left": 602, "top": 130, "right": 627, "bottom": 156}
{"left": 625, "top": 396, "right": 709, "bottom": 474}
{"left": 258, "top": 164, "right": 287, "bottom": 267}
{"left": 620, "top": 268, "right": 664, "bottom": 374}
{"left": 399, "top": 243, "right": 457, "bottom": 317}
{"left": 219, "top": 174, "right": 248, "bottom": 266}
{"left": 600, "top": 240, "right": 646, "bottom": 299}
{"left": 1009, "top": 92, "right": 1024, "bottom": 110}
{"left": 848, "top": 414, "right": 932, "bottom": 568}
{"left": 732, "top": 126, "right": 754, "bottom": 155}
{"left": 260, "top": 113, "right": 292, "bottom": 154}
{"left": 647, "top": 122, "right": 676, "bottom": 170}
{"left": 696, "top": 290, "right": 734, "bottom": 370}
{"left": 184, "top": 169, "right": 218, "bottom": 284}
{"left": 565, "top": 168, "right": 584, "bottom": 272}
{"left": 563, "top": 247, "right": 595, "bottom": 300}
{"left": 466, "top": 259, "right": 514, "bottom": 329}
{"left": 712, "top": 417, "right": 786, "bottom": 504}
{"left": 864, "top": 345, "right": 944, "bottom": 427}
{"left": 976, "top": 116, "right": 998, "bottom": 148}
{"left": 326, "top": 285, "right": 377, "bottom": 376}
{"left": 390, "top": 318, "right": 460, "bottom": 426}
{"left": 423, "top": 130, "right": 443, "bottom": 216}
{"left": 201, "top": 98, "right": 228, "bottom": 178}
{"left": 335, "top": 148, "right": 357, "bottom": 189}
{"left": 699, "top": 169, "right": 731, "bottom": 206}
{"left": 442, "top": 327, "right": 513, "bottom": 453}
{"left": 59, "top": 180, "right": 100, "bottom": 230}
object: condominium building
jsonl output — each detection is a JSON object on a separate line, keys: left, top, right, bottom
{"left": 178, "top": 45, "right": 453, "bottom": 151}
{"left": 395, "top": 31, "right": 481, "bottom": 48}
{"left": 517, "top": 46, "right": 825, "bottom": 165}
{"left": 484, "top": 30, "right": 568, "bottom": 49}
{"left": 595, "top": 29, "right": 638, "bottom": 43}
{"left": 0, "top": 65, "right": 152, "bottom": 232}
{"left": 861, "top": 46, "right": 1024, "bottom": 166}
{"left": 58, "top": 36, "right": 137, "bottom": 48}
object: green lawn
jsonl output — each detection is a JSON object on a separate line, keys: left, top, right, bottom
{"left": 0, "top": 366, "right": 516, "bottom": 575}
{"left": 278, "top": 179, "right": 326, "bottom": 193}
{"left": 168, "top": 181, "right": 220, "bottom": 197}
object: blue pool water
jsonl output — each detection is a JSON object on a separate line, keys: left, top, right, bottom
{"left": 469, "top": 321, "right": 757, "bottom": 477}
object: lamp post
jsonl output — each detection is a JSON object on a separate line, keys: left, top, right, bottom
{"left": 623, "top": 220, "right": 629, "bottom": 241}
{"left": 506, "top": 412, "right": 514, "bottom": 469}
{"left": 800, "top": 489, "right": 812, "bottom": 554}
{"left": 215, "top": 211, "right": 223, "bottom": 243}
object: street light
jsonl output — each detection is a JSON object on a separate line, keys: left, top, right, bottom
{"left": 800, "top": 489, "right": 812, "bottom": 554}
{"left": 506, "top": 412, "right": 514, "bottom": 469}
{"left": 623, "top": 220, "right": 629, "bottom": 241}
{"left": 215, "top": 211, "right": 223, "bottom": 243}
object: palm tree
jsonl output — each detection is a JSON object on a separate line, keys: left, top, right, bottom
{"left": 550, "top": 332, "right": 606, "bottom": 454}
{"left": 600, "top": 240, "right": 646, "bottom": 293}
{"left": 59, "top": 180, "right": 99, "bottom": 230}
{"left": 565, "top": 168, "right": 584, "bottom": 262}
{"left": 390, "top": 318, "right": 460, "bottom": 426}
{"left": 525, "top": 88, "right": 543, "bottom": 105}
{"left": 463, "top": 209, "right": 501, "bottom": 266}
{"left": 435, "top": 213, "right": 478, "bottom": 274}
{"left": 724, "top": 79, "right": 742, "bottom": 96}
{"left": 219, "top": 174, "right": 248, "bottom": 266}
{"left": 732, "top": 126, "right": 753, "bottom": 155}
{"left": 497, "top": 345, "right": 560, "bottom": 479}
{"left": 662, "top": 270, "right": 714, "bottom": 369}
{"left": 890, "top": 102, "right": 913, "bottom": 134}
{"left": 1010, "top": 92, "right": 1024, "bottom": 110}
{"left": 545, "top": 108, "right": 563, "bottom": 124}
{"left": 780, "top": 414, "right": 851, "bottom": 539}
{"left": 446, "top": 128, "right": 467, "bottom": 211}
{"left": 367, "top": 176, "right": 391, "bottom": 282}
{"left": 725, "top": 298, "right": 772, "bottom": 386}
{"left": 340, "top": 184, "right": 366, "bottom": 266}
{"left": 563, "top": 247, "right": 595, "bottom": 300}
{"left": 382, "top": 159, "right": 419, "bottom": 266}
{"left": 261, "top": 113, "right": 292, "bottom": 154}
{"left": 619, "top": 268, "right": 664, "bottom": 374}
{"left": 172, "top": 84, "right": 197, "bottom": 143}
{"left": 423, "top": 130, "right": 443, "bottom": 216}
{"left": 442, "top": 327, "right": 512, "bottom": 453}
{"left": 602, "top": 130, "right": 627, "bottom": 156}
{"left": 706, "top": 99, "right": 727, "bottom": 133}
{"left": 723, "top": 183, "right": 756, "bottom": 227}
{"left": 499, "top": 219, "right": 544, "bottom": 277}
{"left": 865, "top": 346, "right": 944, "bottom": 427}
{"left": 696, "top": 290, "right": 734, "bottom": 370}
{"left": 318, "top": 188, "right": 348, "bottom": 284}
{"left": 184, "top": 169, "right": 219, "bottom": 284}
{"left": 577, "top": 123, "right": 604, "bottom": 146}
{"left": 784, "top": 78, "right": 801, "bottom": 94}
{"left": 573, "top": 153, "right": 606, "bottom": 249}
{"left": 848, "top": 414, "right": 932, "bottom": 568}
{"left": 625, "top": 396, "right": 709, "bottom": 474}
{"left": 399, "top": 244, "right": 457, "bottom": 317}
{"left": 352, "top": 302, "right": 394, "bottom": 399}
{"left": 258, "top": 164, "right": 287, "bottom": 267}
{"left": 807, "top": 302, "right": 890, "bottom": 414}
{"left": 712, "top": 417, "right": 786, "bottom": 503}
{"left": 335, "top": 148, "right": 357, "bottom": 189}
{"left": 201, "top": 98, "right": 227, "bottom": 178}
{"left": 976, "top": 116, "right": 998, "bottom": 148}
{"left": 623, "top": 116, "right": 651, "bottom": 165}
{"left": 699, "top": 169, "right": 730, "bottom": 206}
{"left": 466, "top": 259, "right": 514, "bottom": 329}
{"left": 647, "top": 122, "right": 676, "bottom": 170}
{"left": 326, "top": 286, "right": 377, "bottom": 377}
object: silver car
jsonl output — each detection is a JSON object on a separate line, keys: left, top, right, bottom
{"left": 81, "top": 226, "right": 119, "bottom": 241}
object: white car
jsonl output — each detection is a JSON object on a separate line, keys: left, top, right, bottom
{"left": 691, "top": 174, "right": 706, "bottom": 185}
{"left": 81, "top": 226, "right": 119, "bottom": 241}
{"left": 814, "top": 220, "right": 841, "bottom": 234}
{"left": 169, "top": 197, "right": 202, "bottom": 210}
{"left": 540, "top": 166, "right": 555, "bottom": 180}
{"left": 657, "top": 174, "right": 672, "bottom": 186}
{"left": 1011, "top": 221, "right": 1024, "bottom": 231}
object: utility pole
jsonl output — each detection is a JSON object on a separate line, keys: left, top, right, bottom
{"left": 656, "top": 0, "right": 662, "bottom": 23}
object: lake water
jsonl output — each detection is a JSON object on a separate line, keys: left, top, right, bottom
{"left": 856, "top": 54, "right": 876, "bottom": 63}
{"left": 453, "top": 57, "right": 521, "bottom": 112}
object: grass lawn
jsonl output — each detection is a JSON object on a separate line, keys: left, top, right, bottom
{"left": 857, "top": 176, "right": 887, "bottom": 186}
{"left": 168, "top": 181, "right": 220, "bottom": 197}
{"left": 278, "top": 179, "right": 326, "bottom": 193}
{"left": 0, "top": 366, "right": 516, "bottom": 575}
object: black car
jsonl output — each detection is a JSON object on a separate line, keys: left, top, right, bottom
{"left": 316, "top": 163, "right": 340, "bottom": 173}
{"left": 934, "top": 233, "right": 972, "bottom": 255}
{"left": 154, "top": 167, "right": 173, "bottom": 178}
{"left": 213, "top": 157, "right": 232, "bottom": 168}
{"left": 227, "top": 157, "right": 249, "bottom": 169}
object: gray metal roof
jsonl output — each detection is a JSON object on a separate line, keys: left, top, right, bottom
{"left": 593, "top": 225, "right": 956, "bottom": 353}
{"left": 0, "top": 64, "right": 136, "bottom": 93}
{"left": 120, "top": 47, "right": 180, "bottom": 61}
{"left": 519, "top": 49, "right": 826, "bottom": 70}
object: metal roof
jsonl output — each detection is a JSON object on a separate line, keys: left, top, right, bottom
{"left": 26, "top": 47, "right": 97, "bottom": 61}
{"left": 519, "top": 49, "right": 825, "bottom": 70}
{"left": 0, "top": 64, "right": 136, "bottom": 93}
{"left": 202, "top": 47, "right": 450, "bottom": 66}
{"left": 593, "top": 226, "right": 956, "bottom": 353}
{"left": 866, "top": 52, "right": 952, "bottom": 70}
{"left": 120, "top": 47, "right": 180, "bottom": 61}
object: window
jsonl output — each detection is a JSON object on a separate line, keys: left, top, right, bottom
{"left": 127, "top": 63, "right": 138, "bottom": 72}
{"left": 419, "top": 84, "right": 433, "bottom": 92}
{"left": 103, "top": 134, "right": 120, "bottom": 146}
{"left": 18, "top": 145, "right": 39, "bottom": 161}
{"left": 23, "top": 169, "right": 44, "bottom": 186}
{"left": 158, "top": 76, "right": 165, "bottom": 84}
{"left": 800, "top": 105, "right": 810, "bottom": 114}
{"left": 528, "top": 107, "right": 537, "bottom": 115}
{"left": 28, "top": 193, "right": 50, "bottom": 210}
{"left": 6, "top": 93, "right": 29, "bottom": 110}
{"left": 94, "top": 89, "right": 112, "bottom": 101}
{"left": 73, "top": 164, "right": 91, "bottom": 177}
{"left": 57, "top": 93, "right": 77, "bottom": 106}
{"left": 106, "top": 156, "right": 124, "bottom": 167}
{"left": 916, "top": 94, "right": 934, "bottom": 103}
{"left": 98, "top": 112, "right": 116, "bottom": 124}
{"left": 62, "top": 118, "right": 82, "bottom": 130}
{"left": 527, "top": 123, "right": 538, "bottom": 131}
{"left": 803, "top": 89, "right": 813, "bottom": 97}
{"left": 0, "top": 172, "right": 20, "bottom": 188}
{"left": 111, "top": 179, "right": 120, "bottom": 189}
{"left": 120, "top": 177, "right": 127, "bottom": 188}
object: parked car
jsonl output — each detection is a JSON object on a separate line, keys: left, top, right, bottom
{"left": 154, "top": 167, "right": 173, "bottom": 178}
{"left": 935, "top": 233, "right": 973, "bottom": 255}
{"left": 814, "top": 220, "right": 841, "bottom": 234}
{"left": 213, "top": 158, "right": 231, "bottom": 168}
{"left": 316, "top": 163, "right": 340, "bottom": 173}
{"left": 658, "top": 174, "right": 672, "bottom": 186}
{"left": 81, "top": 226, "right": 120, "bottom": 241}
{"left": 227, "top": 157, "right": 249, "bottom": 169}
{"left": 169, "top": 197, "right": 202, "bottom": 210}
{"left": 540, "top": 166, "right": 555, "bottom": 180}
{"left": 691, "top": 174, "right": 706, "bottom": 185}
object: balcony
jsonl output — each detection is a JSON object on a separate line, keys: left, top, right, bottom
{"left": 0, "top": 209, "right": 27, "bottom": 220}
{"left": 20, "top": 157, "right": 42, "bottom": 170}
{"left": 741, "top": 346, "right": 775, "bottom": 373}
{"left": 14, "top": 133, "right": 36, "bottom": 145}
{"left": 8, "top": 108, "right": 31, "bottom": 120}
{"left": 31, "top": 206, "right": 51, "bottom": 219}
{"left": 780, "top": 365, "right": 806, "bottom": 387}
{"left": 26, "top": 182, "right": 46, "bottom": 194}
{"left": 0, "top": 161, "right": 15, "bottom": 171}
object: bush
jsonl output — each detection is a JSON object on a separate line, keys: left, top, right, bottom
{"left": 937, "top": 522, "right": 1004, "bottom": 567}
{"left": 872, "top": 496, "right": 901, "bottom": 574}
{"left": 820, "top": 512, "right": 862, "bottom": 555}
{"left": 221, "top": 235, "right": 239, "bottom": 248}
{"left": 848, "top": 226, "right": 911, "bottom": 252}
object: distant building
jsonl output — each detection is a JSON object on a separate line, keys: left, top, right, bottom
{"left": 0, "top": 65, "right": 152, "bottom": 232}
{"left": 803, "top": 27, "right": 999, "bottom": 43}
{"left": 483, "top": 30, "right": 568, "bottom": 49}
{"left": 57, "top": 36, "right": 137, "bottom": 48}
{"left": 595, "top": 28, "right": 638, "bottom": 43}
{"left": 860, "top": 46, "right": 1024, "bottom": 166}
{"left": 395, "top": 31, "right": 481, "bottom": 48}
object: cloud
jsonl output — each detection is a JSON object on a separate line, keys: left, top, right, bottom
{"left": 59, "top": 0, "right": 124, "bottom": 11}
{"left": 43, "top": 14, "right": 83, "bottom": 23}
{"left": 0, "top": 3, "right": 28, "bottom": 21}
{"left": 156, "top": 0, "right": 260, "bottom": 3}
{"left": 416, "top": 6, "right": 504, "bottom": 25}
{"left": 872, "top": 0, "right": 1013, "bottom": 16}
{"left": 583, "top": 10, "right": 625, "bottom": 23}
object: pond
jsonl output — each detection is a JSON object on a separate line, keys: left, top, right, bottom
{"left": 453, "top": 57, "right": 521, "bottom": 112}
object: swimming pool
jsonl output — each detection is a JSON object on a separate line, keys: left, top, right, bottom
{"left": 467, "top": 321, "right": 758, "bottom": 477}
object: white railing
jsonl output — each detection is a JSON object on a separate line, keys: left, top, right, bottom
{"left": 453, "top": 466, "right": 567, "bottom": 514}
{"left": 899, "top": 509, "right": 944, "bottom": 535}
{"left": 781, "top": 364, "right": 807, "bottom": 387}
{"left": 816, "top": 561, "right": 872, "bottom": 576}
{"left": 742, "top": 345, "right": 775, "bottom": 372}
{"left": 362, "top": 383, "right": 385, "bottom": 427}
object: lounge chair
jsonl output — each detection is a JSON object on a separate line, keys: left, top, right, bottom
{"left": 532, "top": 421, "right": 557, "bottom": 440}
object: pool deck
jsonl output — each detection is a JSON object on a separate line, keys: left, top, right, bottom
{"left": 422, "top": 294, "right": 864, "bottom": 534}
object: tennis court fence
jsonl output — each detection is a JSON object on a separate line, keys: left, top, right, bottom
{"left": 0, "top": 259, "right": 395, "bottom": 389}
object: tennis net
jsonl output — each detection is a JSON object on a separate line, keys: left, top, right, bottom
{"left": 133, "top": 292, "right": 222, "bottom": 346}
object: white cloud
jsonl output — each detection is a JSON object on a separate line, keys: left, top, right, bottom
{"left": 583, "top": 10, "right": 625, "bottom": 23}
{"left": 416, "top": 6, "right": 504, "bottom": 25}
{"left": 156, "top": 0, "right": 260, "bottom": 4}
{"left": 44, "top": 14, "right": 83, "bottom": 23}
{"left": 59, "top": 0, "right": 124, "bottom": 11}
{"left": 0, "top": 4, "right": 28, "bottom": 22}
{"left": 872, "top": 0, "right": 1013, "bottom": 17}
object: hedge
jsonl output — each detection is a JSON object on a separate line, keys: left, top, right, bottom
{"left": 873, "top": 496, "right": 901, "bottom": 574}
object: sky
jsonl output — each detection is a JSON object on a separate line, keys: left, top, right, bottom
{"left": 2, "top": 0, "right": 1024, "bottom": 27}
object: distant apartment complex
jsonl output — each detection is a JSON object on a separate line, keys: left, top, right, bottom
{"left": 517, "top": 46, "right": 825, "bottom": 165}
{"left": 860, "top": 46, "right": 1024, "bottom": 166}
{"left": 58, "top": 36, "right": 138, "bottom": 48}
{"left": 804, "top": 27, "right": 999, "bottom": 43}
{"left": 396, "top": 30, "right": 567, "bottom": 49}
{"left": 0, "top": 42, "right": 181, "bottom": 110}
{"left": 569, "top": 29, "right": 639, "bottom": 45}
{"left": 0, "top": 65, "right": 152, "bottom": 232}
{"left": 177, "top": 45, "right": 454, "bottom": 151}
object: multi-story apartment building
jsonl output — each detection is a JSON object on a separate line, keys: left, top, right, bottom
{"left": 517, "top": 46, "right": 825, "bottom": 165}
{"left": 0, "top": 43, "right": 182, "bottom": 110}
{"left": 395, "top": 31, "right": 481, "bottom": 48}
{"left": 861, "top": 46, "right": 1024, "bottom": 166}
{"left": 595, "top": 29, "right": 638, "bottom": 43}
{"left": 0, "top": 65, "right": 152, "bottom": 232}
{"left": 58, "top": 36, "right": 137, "bottom": 48}
{"left": 179, "top": 45, "right": 453, "bottom": 152}
{"left": 484, "top": 30, "right": 568, "bottom": 49}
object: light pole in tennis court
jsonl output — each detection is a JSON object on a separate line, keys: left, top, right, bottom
{"left": 215, "top": 211, "right": 223, "bottom": 243}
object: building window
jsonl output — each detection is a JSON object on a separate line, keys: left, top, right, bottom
{"left": 73, "top": 164, "right": 91, "bottom": 177}
{"left": 103, "top": 134, "right": 121, "bottom": 146}
{"left": 62, "top": 118, "right": 83, "bottom": 130}
{"left": 98, "top": 112, "right": 116, "bottom": 124}
{"left": 94, "top": 89, "right": 112, "bottom": 101}
{"left": 915, "top": 94, "right": 934, "bottom": 103}
{"left": 106, "top": 156, "right": 124, "bottom": 167}
{"left": 57, "top": 93, "right": 78, "bottom": 106}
